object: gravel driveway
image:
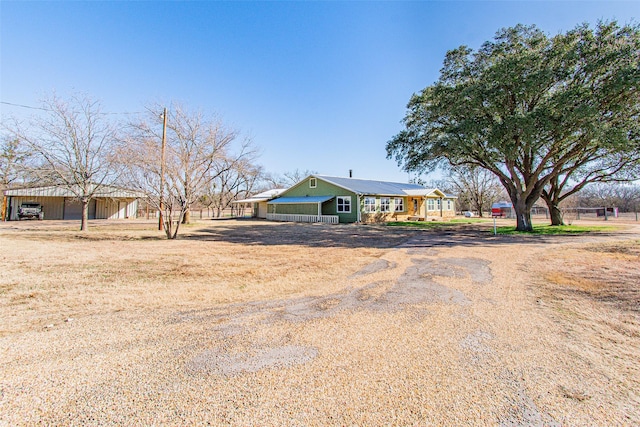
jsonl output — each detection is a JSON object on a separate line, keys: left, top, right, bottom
{"left": 1, "top": 222, "right": 639, "bottom": 426}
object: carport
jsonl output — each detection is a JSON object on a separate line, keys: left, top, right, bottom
{"left": 2, "top": 185, "right": 145, "bottom": 221}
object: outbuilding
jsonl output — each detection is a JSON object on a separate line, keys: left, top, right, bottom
{"left": 491, "top": 201, "right": 515, "bottom": 218}
{"left": 2, "top": 185, "right": 145, "bottom": 221}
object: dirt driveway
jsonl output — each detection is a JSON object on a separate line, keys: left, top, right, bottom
{"left": 1, "top": 220, "right": 639, "bottom": 425}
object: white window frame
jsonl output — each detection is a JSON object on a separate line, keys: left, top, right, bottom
{"left": 394, "top": 197, "right": 404, "bottom": 212}
{"left": 309, "top": 178, "right": 317, "bottom": 188}
{"left": 436, "top": 199, "right": 441, "bottom": 209}
{"left": 363, "top": 197, "right": 376, "bottom": 213}
{"left": 427, "top": 199, "right": 435, "bottom": 211}
{"left": 446, "top": 200, "right": 452, "bottom": 210}
{"left": 380, "top": 197, "right": 390, "bottom": 213}
{"left": 337, "top": 196, "right": 351, "bottom": 213}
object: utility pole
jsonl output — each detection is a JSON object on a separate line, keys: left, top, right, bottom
{"left": 159, "top": 107, "right": 167, "bottom": 231}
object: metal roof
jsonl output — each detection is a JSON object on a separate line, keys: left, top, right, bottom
{"left": 492, "top": 201, "right": 513, "bottom": 208}
{"left": 233, "top": 188, "right": 287, "bottom": 204}
{"left": 268, "top": 195, "right": 334, "bottom": 204}
{"left": 313, "top": 175, "right": 455, "bottom": 198}
{"left": 3, "top": 184, "right": 146, "bottom": 199}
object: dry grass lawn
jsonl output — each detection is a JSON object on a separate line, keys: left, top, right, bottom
{"left": 1, "top": 218, "right": 639, "bottom": 426}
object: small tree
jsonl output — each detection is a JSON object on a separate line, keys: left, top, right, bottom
{"left": 6, "top": 94, "right": 119, "bottom": 231}
{"left": 120, "top": 104, "right": 248, "bottom": 239}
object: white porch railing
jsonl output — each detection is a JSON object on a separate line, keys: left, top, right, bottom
{"left": 266, "top": 213, "right": 339, "bottom": 224}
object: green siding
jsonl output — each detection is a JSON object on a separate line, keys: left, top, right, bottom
{"left": 273, "top": 177, "right": 358, "bottom": 223}
{"left": 270, "top": 203, "right": 318, "bottom": 215}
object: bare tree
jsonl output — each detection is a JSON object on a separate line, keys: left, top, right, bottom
{"left": 201, "top": 158, "right": 262, "bottom": 218}
{"left": 0, "top": 136, "right": 31, "bottom": 189}
{"left": 120, "top": 104, "right": 246, "bottom": 238}
{"left": 445, "top": 166, "right": 504, "bottom": 216}
{"left": 578, "top": 182, "right": 640, "bottom": 213}
{"left": 262, "top": 169, "right": 317, "bottom": 189}
{"left": 5, "top": 94, "right": 119, "bottom": 231}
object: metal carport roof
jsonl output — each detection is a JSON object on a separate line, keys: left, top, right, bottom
{"left": 268, "top": 196, "right": 334, "bottom": 204}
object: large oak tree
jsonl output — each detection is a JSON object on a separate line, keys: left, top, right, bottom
{"left": 387, "top": 22, "right": 640, "bottom": 231}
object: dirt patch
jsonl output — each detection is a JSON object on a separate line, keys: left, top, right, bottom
{"left": 187, "top": 345, "right": 319, "bottom": 376}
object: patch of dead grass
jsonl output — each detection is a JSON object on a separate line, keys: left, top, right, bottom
{"left": 0, "top": 220, "right": 411, "bottom": 335}
{"left": 541, "top": 240, "right": 640, "bottom": 314}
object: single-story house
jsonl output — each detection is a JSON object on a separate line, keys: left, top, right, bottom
{"left": 2, "top": 184, "right": 145, "bottom": 221}
{"left": 232, "top": 188, "right": 287, "bottom": 219}
{"left": 266, "top": 175, "right": 456, "bottom": 224}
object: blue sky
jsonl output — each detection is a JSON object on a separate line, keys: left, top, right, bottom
{"left": 1, "top": 1, "right": 638, "bottom": 183}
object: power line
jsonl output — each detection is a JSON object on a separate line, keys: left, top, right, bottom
{"left": 0, "top": 101, "right": 49, "bottom": 111}
{"left": 1, "top": 101, "right": 144, "bottom": 115}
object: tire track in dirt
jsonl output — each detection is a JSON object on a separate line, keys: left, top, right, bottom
{"left": 183, "top": 233, "right": 495, "bottom": 377}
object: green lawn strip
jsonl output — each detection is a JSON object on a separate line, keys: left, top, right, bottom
{"left": 386, "top": 219, "right": 486, "bottom": 229}
{"left": 493, "top": 224, "right": 618, "bottom": 235}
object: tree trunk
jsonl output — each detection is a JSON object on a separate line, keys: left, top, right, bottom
{"left": 182, "top": 209, "right": 190, "bottom": 224}
{"left": 171, "top": 210, "right": 185, "bottom": 239}
{"left": 542, "top": 195, "right": 565, "bottom": 226}
{"left": 512, "top": 197, "right": 534, "bottom": 232}
{"left": 80, "top": 199, "right": 89, "bottom": 231}
{"left": 541, "top": 180, "right": 566, "bottom": 226}
{"left": 163, "top": 217, "right": 173, "bottom": 239}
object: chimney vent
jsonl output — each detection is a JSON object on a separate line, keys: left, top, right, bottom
{"left": 349, "top": 169, "right": 353, "bottom": 178}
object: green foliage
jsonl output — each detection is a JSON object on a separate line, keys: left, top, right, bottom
{"left": 387, "top": 21, "right": 640, "bottom": 232}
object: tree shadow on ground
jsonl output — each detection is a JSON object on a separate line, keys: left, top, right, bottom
{"left": 180, "top": 220, "right": 624, "bottom": 249}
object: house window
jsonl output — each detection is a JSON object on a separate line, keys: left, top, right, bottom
{"left": 309, "top": 178, "right": 317, "bottom": 188}
{"left": 436, "top": 199, "right": 441, "bottom": 209}
{"left": 413, "top": 199, "right": 418, "bottom": 213}
{"left": 364, "top": 197, "right": 376, "bottom": 213}
{"left": 446, "top": 200, "right": 452, "bottom": 210}
{"left": 427, "top": 199, "right": 435, "bottom": 211}
{"left": 394, "top": 198, "right": 404, "bottom": 212}
{"left": 337, "top": 196, "right": 351, "bottom": 213}
{"left": 380, "top": 197, "right": 390, "bottom": 213}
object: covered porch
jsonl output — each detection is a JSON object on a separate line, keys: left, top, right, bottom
{"left": 267, "top": 195, "right": 338, "bottom": 224}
